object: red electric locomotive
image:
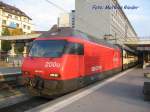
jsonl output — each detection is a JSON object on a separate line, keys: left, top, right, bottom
{"left": 22, "top": 27, "right": 122, "bottom": 97}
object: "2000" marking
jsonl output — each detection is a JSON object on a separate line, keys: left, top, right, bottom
{"left": 45, "top": 62, "right": 61, "bottom": 68}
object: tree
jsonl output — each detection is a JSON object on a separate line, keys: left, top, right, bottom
{"left": 1, "top": 28, "right": 11, "bottom": 51}
{"left": 2, "top": 27, "right": 10, "bottom": 36}
{"left": 1, "top": 40, "right": 11, "bottom": 52}
{"left": 1, "top": 28, "right": 24, "bottom": 52}
{"left": 15, "top": 44, "right": 24, "bottom": 54}
{"left": 11, "top": 28, "right": 24, "bottom": 36}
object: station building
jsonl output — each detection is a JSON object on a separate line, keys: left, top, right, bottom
{"left": 75, "top": 0, "right": 138, "bottom": 44}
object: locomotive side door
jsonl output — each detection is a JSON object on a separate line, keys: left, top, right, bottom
{"left": 74, "top": 43, "right": 84, "bottom": 77}
{"left": 73, "top": 43, "right": 85, "bottom": 87}
{"left": 66, "top": 42, "right": 85, "bottom": 87}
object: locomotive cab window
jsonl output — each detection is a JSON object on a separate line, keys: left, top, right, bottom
{"left": 29, "top": 40, "right": 67, "bottom": 58}
{"left": 65, "top": 42, "right": 84, "bottom": 55}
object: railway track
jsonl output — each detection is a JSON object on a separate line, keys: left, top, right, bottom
{"left": 0, "top": 72, "right": 52, "bottom": 111}
{"left": 0, "top": 72, "right": 22, "bottom": 90}
{"left": 0, "top": 97, "right": 51, "bottom": 112}
{"left": 0, "top": 72, "right": 24, "bottom": 100}
{"left": 0, "top": 70, "right": 123, "bottom": 111}
{"left": 0, "top": 68, "right": 136, "bottom": 111}
{"left": 0, "top": 72, "right": 31, "bottom": 109}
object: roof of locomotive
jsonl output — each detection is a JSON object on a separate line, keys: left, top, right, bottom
{"left": 38, "top": 26, "right": 119, "bottom": 49}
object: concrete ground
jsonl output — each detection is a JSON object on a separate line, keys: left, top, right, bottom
{"left": 28, "top": 68, "right": 150, "bottom": 112}
{"left": 57, "top": 68, "right": 150, "bottom": 112}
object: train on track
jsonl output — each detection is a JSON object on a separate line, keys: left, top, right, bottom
{"left": 22, "top": 27, "right": 138, "bottom": 98}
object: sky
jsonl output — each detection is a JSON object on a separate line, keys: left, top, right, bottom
{"left": 2, "top": 0, "right": 150, "bottom": 37}
{"left": 119, "top": 0, "right": 150, "bottom": 37}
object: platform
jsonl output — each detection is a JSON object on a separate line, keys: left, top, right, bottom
{"left": 28, "top": 68, "right": 150, "bottom": 112}
{"left": 0, "top": 67, "right": 21, "bottom": 75}
{"left": 0, "top": 67, "right": 21, "bottom": 82}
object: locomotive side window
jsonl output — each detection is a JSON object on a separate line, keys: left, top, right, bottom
{"left": 65, "top": 42, "right": 84, "bottom": 55}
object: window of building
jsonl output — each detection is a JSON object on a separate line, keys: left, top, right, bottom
{"left": 2, "top": 28, "right": 5, "bottom": 32}
{"left": 27, "top": 26, "right": 30, "bottom": 30}
{"left": 115, "top": 10, "right": 118, "bottom": 15}
{"left": 24, "top": 17, "right": 27, "bottom": 21}
{"left": 27, "top": 19, "right": 29, "bottom": 22}
{"left": 23, "top": 17, "right": 29, "bottom": 22}
{"left": 72, "top": 22, "right": 75, "bottom": 25}
{"left": 8, "top": 14, "right": 12, "bottom": 18}
{"left": 16, "top": 23, "right": 19, "bottom": 27}
{"left": 12, "top": 10, "right": 15, "bottom": 13}
{"left": 15, "top": 16, "right": 18, "bottom": 20}
{"left": 2, "top": 20, "right": 6, "bottom": 25}
{"left": 17, "top": 11, "right": 20, "bottom": 14}
{"left": 2, "top": 12, "right": 6, "bottom": 16}
{"left": 2, "top": 7, "right": 5, "bottom": 9}
{"left": 23, "top": 25, "right": 26, "bottom": 29}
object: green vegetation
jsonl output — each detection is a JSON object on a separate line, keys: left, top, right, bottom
{"left": 1, "top": 28, "right": 24, "bottom": 52}
{"left": 15, "top": 44, "right": 24, "bottom": 54}
{"left": 1, "top": 28, "right": 11, "bottom": 52}
{"left": 10, "top": 28, "right": 24, "bottom": 36}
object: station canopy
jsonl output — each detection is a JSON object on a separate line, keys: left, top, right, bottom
{"left": 0, "top": 34, "right": 40, "bottom": 40}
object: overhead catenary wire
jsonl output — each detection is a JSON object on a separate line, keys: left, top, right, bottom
{"left": 45, "top": 0, "right": 68, "bottom": 13}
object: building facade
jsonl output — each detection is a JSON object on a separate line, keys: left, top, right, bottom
{"left": 0, "top": 2, "right": 33, "bottom": 35}
{"left": 75, "top": 0, "right": 138, "bottom": 44}
{"left": 58, "top": 10, "right": 75, "bottom": 28}
{"left": 0, "top": 2, "right": 33, "bottom": 51}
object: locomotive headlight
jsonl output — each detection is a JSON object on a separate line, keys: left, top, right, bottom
{"left": 23, "top": 71, "right": 30, "bottom": 75}
{"left": 49, "top": 74, "right": 60, "bottom": 78}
